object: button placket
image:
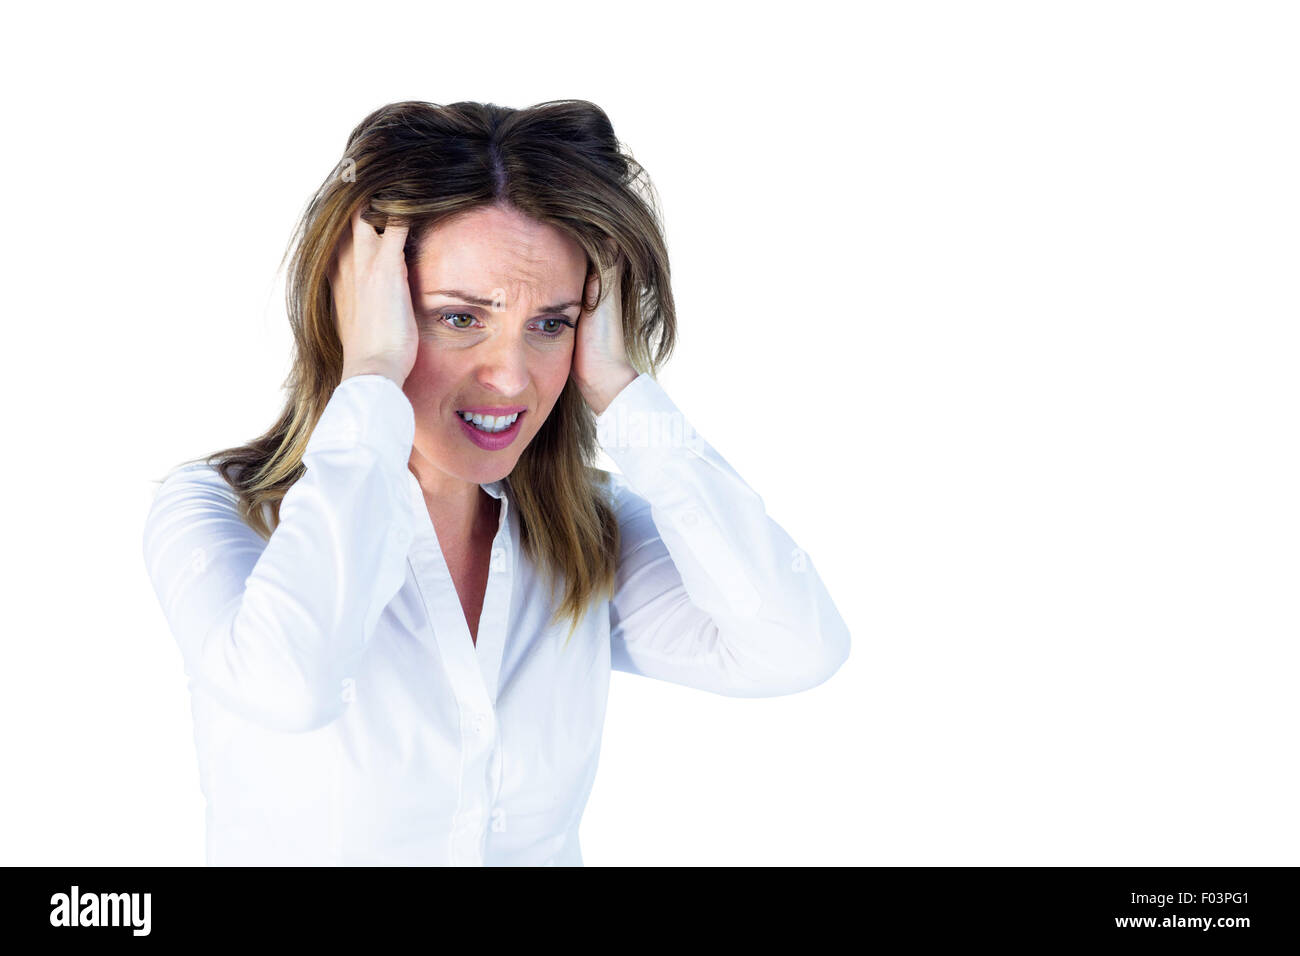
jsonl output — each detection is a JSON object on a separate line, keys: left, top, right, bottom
{"left": 404, "top": 472, "right": 513, "bottom": 866}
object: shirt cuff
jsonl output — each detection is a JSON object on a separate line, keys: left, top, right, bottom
{"left": 304, "top": 373, "right": 416, "bottom": 468}
{"left": 595, "top": 371, "right": 765, "bottom": 614}
{"left": 594, "top": 371, "right": 763, "bottom": 508}
{"left": 594, "top": 371, "right": 690, "bottom": 463}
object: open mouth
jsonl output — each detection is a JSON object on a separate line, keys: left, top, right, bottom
{"left": 456, "top": 409, "right": 523, "bottom": 433}
{"left": 454, "top": 408, "right": 527, "bottom": 450}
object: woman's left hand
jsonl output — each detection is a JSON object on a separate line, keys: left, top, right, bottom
{"left": 572, "top": 248, "right": 638, "bottom": 416}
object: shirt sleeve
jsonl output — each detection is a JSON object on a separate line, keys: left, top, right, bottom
{"left": 597, "top": 373, "right": 851, "bottom": 697}
{"left": 141, "top": 374, "right": 418, "bottom": 732}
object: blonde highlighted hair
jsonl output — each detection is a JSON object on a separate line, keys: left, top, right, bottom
{"left": 166, "top": 100, "right": 676, "bottom": 639}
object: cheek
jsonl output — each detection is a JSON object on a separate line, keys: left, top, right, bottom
{"left": 403, "top": 346, "right": 462, "bottom": 404}
{"left": 532, "top": 349, "right": 574, "bottom": 400}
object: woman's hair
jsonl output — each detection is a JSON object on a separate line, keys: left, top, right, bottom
{"left": 167, "top": 100, "right": 676, "bottom": 640}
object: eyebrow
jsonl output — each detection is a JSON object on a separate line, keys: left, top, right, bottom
{"left": 424, "top": 289, "right": 582, "bottom": 313}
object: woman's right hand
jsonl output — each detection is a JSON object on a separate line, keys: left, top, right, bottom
{"left": 328, "top": 204, "right": 419, "bottom": 387}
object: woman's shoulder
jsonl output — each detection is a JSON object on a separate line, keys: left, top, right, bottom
{"left": 145, "top": 460, "right": 250, "bottom": 530}
{"left": 153, "top": 459, "right": 239, "bottom": 499}
{"left": 143, "top": 459, "right": 267, "bottom": 560}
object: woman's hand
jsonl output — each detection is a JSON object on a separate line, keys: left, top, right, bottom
{"left": 572, "top": 247, "right": 638, "bottom": 416}
{"left": 329, "top": 204, "right": 419, "bottom": 387}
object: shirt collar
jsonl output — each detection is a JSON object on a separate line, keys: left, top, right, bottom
{"left": 479, "top": 479, "right": 507, "bottom": 501}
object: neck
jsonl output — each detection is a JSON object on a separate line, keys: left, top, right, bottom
{"left": 408, "top": 453, "right": 501, "bottom": 548}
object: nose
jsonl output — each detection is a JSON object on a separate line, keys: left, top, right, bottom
{"left": 471, "top": 326, "right": 531, "bottom": 398}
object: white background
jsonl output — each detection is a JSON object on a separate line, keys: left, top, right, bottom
{"left": 1, "top": 0, "right": 1296, "bottom": 866}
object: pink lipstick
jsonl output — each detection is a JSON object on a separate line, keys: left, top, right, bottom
{"left": 456, "top": 409, "right": 526, "bottom": 451}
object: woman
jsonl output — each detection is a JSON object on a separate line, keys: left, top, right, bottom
{"left": 141, "top": 99, "right": 851, "bottom": 866}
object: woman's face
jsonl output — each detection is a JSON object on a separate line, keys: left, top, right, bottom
{"left": 402, "top": 203, "right": 589, "bottom": 491}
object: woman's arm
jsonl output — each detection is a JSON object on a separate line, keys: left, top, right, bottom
{"left": 141, "top": 373, "right": 417, "bottom": 732}
{"left": 598, "top": 374, "right": 851, "bottom": 697}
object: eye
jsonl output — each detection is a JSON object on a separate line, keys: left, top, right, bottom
{"left": 535, "top": 317, "right": 576, "bottom": 337}
{"left": 436, "top": 311, "right": 575, "bottom": 336}
{"left": 440, "top": 312, "right": 478, "bottom": 330}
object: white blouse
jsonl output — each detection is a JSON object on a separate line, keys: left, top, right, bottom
{"left": 141, "top": 372, "right": 850, "bottom": 866}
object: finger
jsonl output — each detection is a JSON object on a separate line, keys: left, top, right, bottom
{"left": 598, "top": 257, "right": 622, "bottom": 305}
{"left": 598, "top": 242, "right": 623, "bottom": 283}
{"left": 377, "top": 217, "right": 410, "bottom": 261}
{"left": 581, "top": 269, "right": 602, "bottom": 314}
{"left": 330, "top": 217, "right": 353, "bottom": 282}
{"left": 351, "top": 203, "right": 380, "bottom": 258}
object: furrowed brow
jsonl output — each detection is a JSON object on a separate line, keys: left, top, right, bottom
{"left": 424, "top": 289, "right": 583, "bottom": 313}
{"left": 424, "top": 289, "right": 496, "bottom": 306}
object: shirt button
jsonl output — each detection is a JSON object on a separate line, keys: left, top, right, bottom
{"left": 472, "top": 713, "right": 489, "bottom": 734}
{"left": 680, "top": 509, "right": 699, "bottom": 527}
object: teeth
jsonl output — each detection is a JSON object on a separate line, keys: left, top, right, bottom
{"left": 458, "top": 411, "right": 519, "bottom": 433}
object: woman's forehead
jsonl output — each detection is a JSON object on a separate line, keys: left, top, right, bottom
{"left": 413, "top": 214, "right": 587, "bottom": 300}
{"left": 418, "top": 204, "right": 581, "bottom": 256}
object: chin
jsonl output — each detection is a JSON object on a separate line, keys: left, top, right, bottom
{"left": 451, "top": 448, "right": 524, "bottom": 482}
